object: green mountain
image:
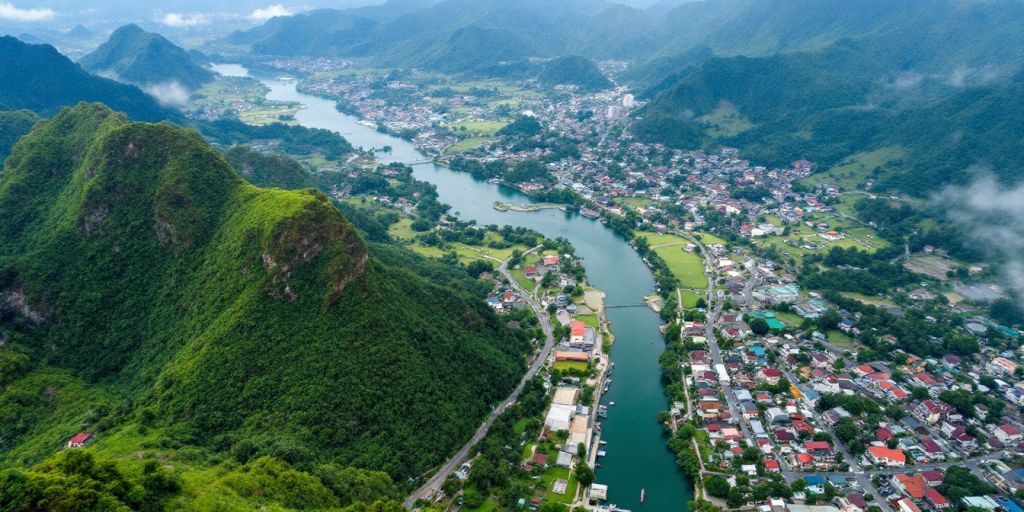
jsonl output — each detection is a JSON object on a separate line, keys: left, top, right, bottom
{"left": 633, "top": 35, "right": 1024, "bottom": 194}
{"left": 0, "top": 108, "right": 38, "bottom": 161}
{"left": 224, "top": 145, "right": 317, "bottom": 190}
{"left": 0, "top": 104, "right": 530, "bottom": 486}
{"left": 80, "top": 24, "right": 214, "bottom": 90}
{"left": 538, "top": 56, "right": 612, "bottom": 91}
{"left": 0, "top": 36, "right": 170, "bottom": 121}
{"left": 418, "top": 25, "right": 539, "bottom": 73}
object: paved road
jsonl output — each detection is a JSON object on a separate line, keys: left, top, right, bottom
{"left": 404, "top": 247, "right": 555, "bottom": 509}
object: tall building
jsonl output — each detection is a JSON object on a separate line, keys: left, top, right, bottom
{"left": 622, "top": 93, "right": 635, "bottom": 108}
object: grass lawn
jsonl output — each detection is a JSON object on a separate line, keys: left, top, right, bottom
{"left": 775, "top": 312, "right": 804, "bottom": 327}
{"left": 576, "top": 314, "right": 599, "bottom": 328}
{"left": 618, "top": 197, "right": 654, "bottom": 208}
{"left": 639, "top": 232, "right": 689, "bottom": 248}
{"left": 802, "top": 146, "right": 906, "bottom": 191}
{"left": 699, "top": 101, "right": 755, "bottom": 137}
{"left": 511, "top": 269, "right": 537, "bottom": 293}
{"left": 637, "top": 232, "right": 707, "bottom": 289}
{"left": 693, "top": 232, "right": 727, "bottom": 246}
{"left": 651, "top": 246, "right": 706, "bottom": 289}
{"left": 826, "top": 330, "right": 856, "bottom": 347}
{"left": 840, "top": 292, "right": 897, "bottom": 308}
{"left": 680, "top": 289, "right": 701, "bottom": 308}
{"left": 554, "top": 361, "right": 588, "bottom": 372}
{"left": 387, "top": 218, "right": 417, "bottom": 240}
{"left": 445, "top": 137, "right": 490, "bottom": 154}
{"left": 449, "top": 119, "right": 507, "bottom": 136}
{"left": 541, "top": 467, "right": 578, "bottom": 505}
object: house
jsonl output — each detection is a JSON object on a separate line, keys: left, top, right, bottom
{"left": 838, "top": 494, "right": 868, "bottom": 512}
{"left": 895, "top": 498, "right": 922, "bottom": 512}
{"left": 569, "top": 320, "right": 586, "bottom": 346}
{"left": 994, "top": 423, "right": 1023, "bottom": 443}
{"left": 893, "top": 473, "right": 927, "bottom": 500}
{"left": 524, "top": 265, "right": 538, "bottom": 277}
{"left": 761, "top": 368, "right": 782, "bottom": 385}
{"left": 543, "top": 254, "right": 559, "bottom": 267}
{"left": 67, "top": 432, "right": 93, "bottom": 448}
{"left": 805, "top": 441, "right": 834, "bottom": 462}
{"left": 867, "top": 446, "right": 906, "bottom": 467}
{"left": 545, "top": 404, "right": 575, "bottom": 431}
{"left": 555, "top": 350, "right": 589, "bottom": 362}
{"left": 924, "top": 489, "right": 950, "bottom": 510}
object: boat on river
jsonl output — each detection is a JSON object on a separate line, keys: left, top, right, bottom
{"left": 640, "top": 488, "right": 646, "bottom": 503}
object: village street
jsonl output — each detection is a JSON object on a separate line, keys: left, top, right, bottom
{"left": 406, "top": 246, "right": 555, "bottom": 508}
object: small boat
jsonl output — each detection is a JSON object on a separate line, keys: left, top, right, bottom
{"left": 597, "top": 450, "right": 606, "bottom": 457}
{"left": 599, "top": 440, "right": 607, "bottom": 445}
{"left": 609, "top": 401, "right": 616, "bottom": 406}
{"left": 640, "top": 488, "right": 645, "bottom": 503}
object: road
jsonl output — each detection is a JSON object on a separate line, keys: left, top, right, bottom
{"left": 404, "top": 246, "right": 555, "bottom": 509}
{"left": 684, "top": 232, "right": 753, "bottom": 443}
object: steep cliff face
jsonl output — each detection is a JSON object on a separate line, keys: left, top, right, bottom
{"left": 0, "top": 104, "right": 528, "bottom": 479}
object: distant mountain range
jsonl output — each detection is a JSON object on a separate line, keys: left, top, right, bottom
{"left": 0, "top": 36, "right": 171, "bottom": 120}
{"left": 80, "top": 24, "right": 214, "bottom": 90}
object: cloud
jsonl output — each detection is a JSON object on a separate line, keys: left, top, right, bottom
{"left": 143, "top": 81, "right": 190, "bottom": 109}
{"left": 882, "top": 71, "right": 924, "bottom": 90}
{"left": 161, "top": 12, "right": 208, "bottom": 27}
{"left": 0, "top": 2, "right": 55, "bottom": 21}
{"left": 248, "top": 4, "right": 292, "bottom": 21}
{"left": 933, "top": 171, "right": 1024, "bottom": 307}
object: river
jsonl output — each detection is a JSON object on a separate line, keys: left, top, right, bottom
{"left": 215, "top": 63, "right": 693, "bottom": 511}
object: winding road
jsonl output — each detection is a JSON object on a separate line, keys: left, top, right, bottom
{"left": 404, "top": 246, "right": 555, "bottom": 509}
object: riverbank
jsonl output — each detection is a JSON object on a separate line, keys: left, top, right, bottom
{"left": 494, "top": 201, "right": 567, "bottom": 213}
{"left": 243, "top": 66, "right": 694, "bottom": 511}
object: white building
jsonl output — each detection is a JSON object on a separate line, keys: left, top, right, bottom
{"left": 622, "top": 94, "right": 635, "bottom": 108}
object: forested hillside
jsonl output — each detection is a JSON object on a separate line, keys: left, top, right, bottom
{"left": 80, "top": 24, "right": 214, "bottom": 89}
{"left": 0, "top": 105, "right": 532, "bottom": 508}
{"left": 633, "top": 38, "right": 1024, "bottom": 193}
{"left": 0, "top": 37, "right": 170, "bottom": 120}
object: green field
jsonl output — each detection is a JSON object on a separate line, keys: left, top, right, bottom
{"left": 699, "top": 101, "right": 755, "bottom": 137}
{"left": 445, "top": 137, "right": 491, "bottom": 154}
{"left": 576, "top": 314, "right": 599, "bottom": 328}
{"left": 802, "top": 146, "right": 906, "bottom": 190}
{"left": 826, "top": 330, "right": 856, "bottom": 347}
{"left": 541, "top": 467, "right": 578, "bottom": 505}
{"left": 639, "top": 232, "right": 707, "bottom": 289}
{"left": 553, "top": 361, "right": 588, "bottom": 372}
{"left": 449, "top": 119, "right": 507, "bottom": 136}
{"left": 510, "top": 268, "right": 537, "bottom": 293}
{"left": 680, "top": 289, "right": 701, "bottom": 308}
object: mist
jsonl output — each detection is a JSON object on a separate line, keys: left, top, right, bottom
{"left": 143, "top": 81, "right": 190, "bottom": 108}
{"left": 933, "top": 172, "right": 1024, "bottom": 309}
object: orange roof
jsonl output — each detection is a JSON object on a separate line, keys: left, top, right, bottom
{"left": 868, "top": 446, "right": 906, "bottom": 464}
{"left": 895, "top": 474, "right": 927, "bottom": 499}
{"left": 555, "top": 350, "right": 589, "bottom": 362}
{"left": 571, "top": 321, "right": 586, "bottom": 336}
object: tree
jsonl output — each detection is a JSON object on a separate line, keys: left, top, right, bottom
{"left": 574, "top": 462, "right": 595, "bottom": 489}
{"left": 749, "top": 318, "right": 770, "bottom": 335}
{"left": 706, "top": 475, "right": 731, "bottom": 499}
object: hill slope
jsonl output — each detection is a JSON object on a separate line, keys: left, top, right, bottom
{"left": 0, "top": 37, "right": 170, "bottom": 120}
{"left": 538, "top": 56, "right": 612, "bottom": 91}
{"left": 633, "top": 38, "right": 1024, "bottom": 194}
{"left": 0, "top": 104, "right": 530, "bottom": 479}
{"left": 80, "top": 24, "right": 214, "bottom": 90}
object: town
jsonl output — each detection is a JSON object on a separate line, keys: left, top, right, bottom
{"left": 181, "top": 57, "right": 1024, "bottom": 512}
